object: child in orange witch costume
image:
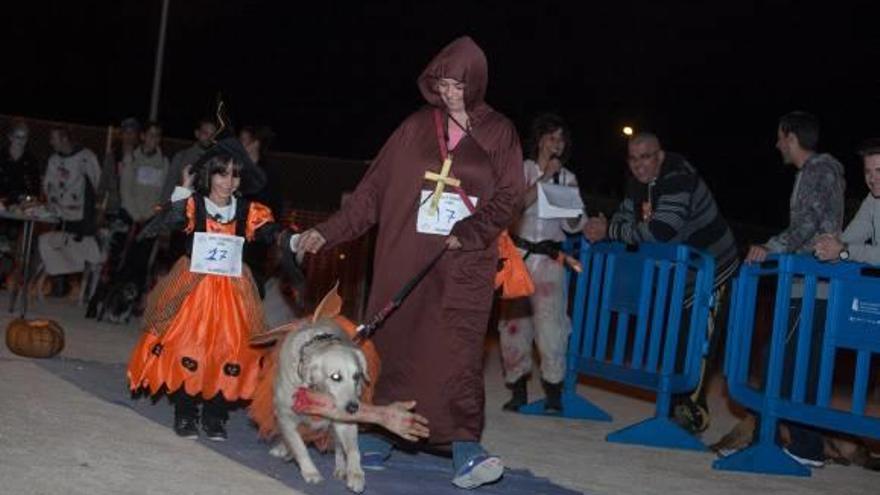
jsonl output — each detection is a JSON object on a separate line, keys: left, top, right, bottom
{"left": 127, "top": 120, "right": 304, "bottom": 441}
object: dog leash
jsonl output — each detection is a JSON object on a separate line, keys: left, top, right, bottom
{"left": 353, "top": 108, "right": 482, "bottom": 342}
{"left": 352, "top": 246, "right": 447, "bottom": 342}
{"left": 352, "top": 109, "right": 463, "bottom": 342}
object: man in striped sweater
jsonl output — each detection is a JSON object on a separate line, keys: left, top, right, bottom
{"left": 585, "top": 132, "right": 740, "bottom": 433}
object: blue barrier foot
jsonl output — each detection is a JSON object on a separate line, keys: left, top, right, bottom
{"left": 606, "top": 417, "right": 705, "bottom": 451}
{"left": 712, "top": 443, "right": 811, "bottom": 477}
{"left": 518, "top": 392, "right": 612, "bottom": 421}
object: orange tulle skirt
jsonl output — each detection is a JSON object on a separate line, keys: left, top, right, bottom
{"left": 127, "top": 257, "right": 268, "bottom": 401}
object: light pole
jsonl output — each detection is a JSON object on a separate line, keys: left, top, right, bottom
{"left": 149, "top": 0, "right": 171, "bottom": 121}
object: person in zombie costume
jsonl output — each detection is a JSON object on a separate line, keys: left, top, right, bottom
{"left": 297, "top": 36, "right": 524, "bottom": 489}
{"left": 38, "top": 127, "right": 103, "bottom": 278}
{"left": 497, "top": 113, "right": 586, "bottom": 414}
{"left": 126, "top": 118, "right": 302, "bottom": 441}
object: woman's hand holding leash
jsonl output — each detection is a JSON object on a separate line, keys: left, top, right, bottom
{"left": 444, "top": 234, "right": 462, "bottom": 250}
{"left": 297, "top": 229, "right": 327, "bottom": 254}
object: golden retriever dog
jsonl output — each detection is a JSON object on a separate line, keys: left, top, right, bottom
{"left": 250, "top": 284, "right": 431, "bottom": 492}
{"left": 272, "top": 319, "right": 369, "bottom": 491}
{"left": 249, "top": 284, "right": 379, "bottom": 493}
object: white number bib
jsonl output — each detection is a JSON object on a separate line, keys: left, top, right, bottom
{"left": 136, "top": 166, "right": 164, "bottom": 187}
{"left": 189, "top": 232, "right": 245, "bottom": 277}
{"left": 416, "top": 190, "right": 478, "bottom": 235}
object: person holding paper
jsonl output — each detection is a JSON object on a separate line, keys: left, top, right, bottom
{"left": 126, "top": 113, "right": 305, "bottom": 442}
{"left": 584, "top": 132, "right": 739, "bottom": 433}
{"left": 497, "top": 113, "right": 586, "bottom": 413}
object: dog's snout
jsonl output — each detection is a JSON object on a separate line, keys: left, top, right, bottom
{"left": 345, "top": 401, "right": 359, "bottom": 414}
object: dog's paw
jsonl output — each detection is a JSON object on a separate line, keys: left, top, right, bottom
{"left": 346, "top": 469, "right": 365, "bottom": 493}
{"left": 334, "top": 465, "right": 346, "bottom": 480}
{"left": 301, "top": 468, "right": 323, "bottom": 484}
{"left": 269, "top": 442, "right": 291, "bottom": 460}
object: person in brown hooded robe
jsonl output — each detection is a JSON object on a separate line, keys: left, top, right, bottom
{"left": 297, "top": 36, "right": 524, "bottom": 488}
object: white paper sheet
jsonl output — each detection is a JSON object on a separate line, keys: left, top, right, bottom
{"left": 537, "top": 183, "right": 584, "bottom": 219}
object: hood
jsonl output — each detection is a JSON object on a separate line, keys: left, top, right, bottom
{"left": 417, "top": 36, "right": 488, "bottom": 110}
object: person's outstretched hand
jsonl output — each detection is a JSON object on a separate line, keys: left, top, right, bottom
{"left": 377, "top": 401, "right": 430, "bottom": 442}
{"left": 297, "top": 229, "right": 327, "bottom": 254}
{"left": 293, "top": 388, "right": 429, "bottom": 441}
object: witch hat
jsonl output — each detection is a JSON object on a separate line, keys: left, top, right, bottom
{"left": 190, "top": 96, "right": 267, "bottom": 195}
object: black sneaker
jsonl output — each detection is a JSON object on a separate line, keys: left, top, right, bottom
{"left": 202, "top": 419, "right": 227, "bottom": 441}
{"left": 542, "top": 380, "right": 563, "bottom": 414}
{"left": 173, "top": 417, "right": 199, "bottom": 439}
{"left": 502, "top": 377, "right": 528, "bottom": 412}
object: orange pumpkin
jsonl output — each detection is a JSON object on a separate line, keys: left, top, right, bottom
{"left": 5, "top": 318, "right": 65, "bottom": 358}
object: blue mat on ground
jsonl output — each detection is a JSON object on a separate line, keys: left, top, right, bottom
{"left": 39, "top": 357, "right": 586, "bottom": 495}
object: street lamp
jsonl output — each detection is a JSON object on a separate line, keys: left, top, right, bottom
{"left": 149, "top": 0, "right": 171, "bottom": 121}
{"left": 622, "top": 126, "right": 634, "bottom": 137}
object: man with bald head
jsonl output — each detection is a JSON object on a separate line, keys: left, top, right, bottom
{"left": 584, "top": 132, "right": 739, "bottom": 433}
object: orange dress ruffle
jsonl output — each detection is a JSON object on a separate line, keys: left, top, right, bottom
{"left": 127, "top": 198, "right": 274, "bottom": 401}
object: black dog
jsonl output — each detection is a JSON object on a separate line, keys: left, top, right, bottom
{"left": 87, "top": 281, "right": 140, "bottom": 324}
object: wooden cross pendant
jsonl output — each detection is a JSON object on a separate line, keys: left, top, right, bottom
{"left": 424, "top": 154, "right": 461, "bottom": 214}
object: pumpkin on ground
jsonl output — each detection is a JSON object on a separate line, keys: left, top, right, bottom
{"left": 5, "top": 318, "right": 65, "bottom": 358}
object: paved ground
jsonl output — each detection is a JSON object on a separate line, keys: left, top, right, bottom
{"left": 0, "top": 294, "right": 877, "bottom": 494}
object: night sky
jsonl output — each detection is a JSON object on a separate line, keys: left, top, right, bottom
{"left": 6, "top": 1, "right": 880, "bottom": 233}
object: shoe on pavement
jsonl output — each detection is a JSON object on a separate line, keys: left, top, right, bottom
{"left": 452, "top": 455, "right": 504, "bottom": 489}
{"left": 173, "top": 417, "right": 199, "bottom": 439}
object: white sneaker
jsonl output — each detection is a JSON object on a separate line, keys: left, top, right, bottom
{"left": 716, "top": 447, "right": 739, "bottom": 458}
{"left": 452, "top": 455, "right": 504, "bottom": 489}
{"left": 784, "top": 447, "right": 825, "bottom": 468}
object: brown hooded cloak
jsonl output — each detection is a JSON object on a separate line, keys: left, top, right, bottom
{"left": 315, "top": 36, "right": 524, "bottom": 444}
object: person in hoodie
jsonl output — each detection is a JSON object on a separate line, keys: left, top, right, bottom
{"left": 120, "top": 121, "right": 168, "bottom": 225}
{"left": 297, "top": 36, "right": 524, "bottom": 489}
{"left": 814, "top": 137, "right": 880, "bottom": 265}
{"left": 740, "top": 111, "right": 845, "bottom": 469}
{"left": 584, "top": 132, "right": 740, "bottom": 434}
{"left": 117, "top": 121, "right": 169, "bottom": 293}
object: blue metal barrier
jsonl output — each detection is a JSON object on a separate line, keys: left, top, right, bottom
{"left": 714, "top": 254, "right": 880, "bottom": 477}
{"left": 521, "top": 237, "right": 717, "bottom": 451}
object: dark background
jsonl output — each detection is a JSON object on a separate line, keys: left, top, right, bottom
{"left": 5, "top": 1, "right": 879, "bottom": 235}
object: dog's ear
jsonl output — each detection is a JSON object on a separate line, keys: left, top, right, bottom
{"left": 250, "top": 323, "right": 298, "bottom": 346}
{"left": 311, "top": 281, "right": 343, "bottom": 323}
